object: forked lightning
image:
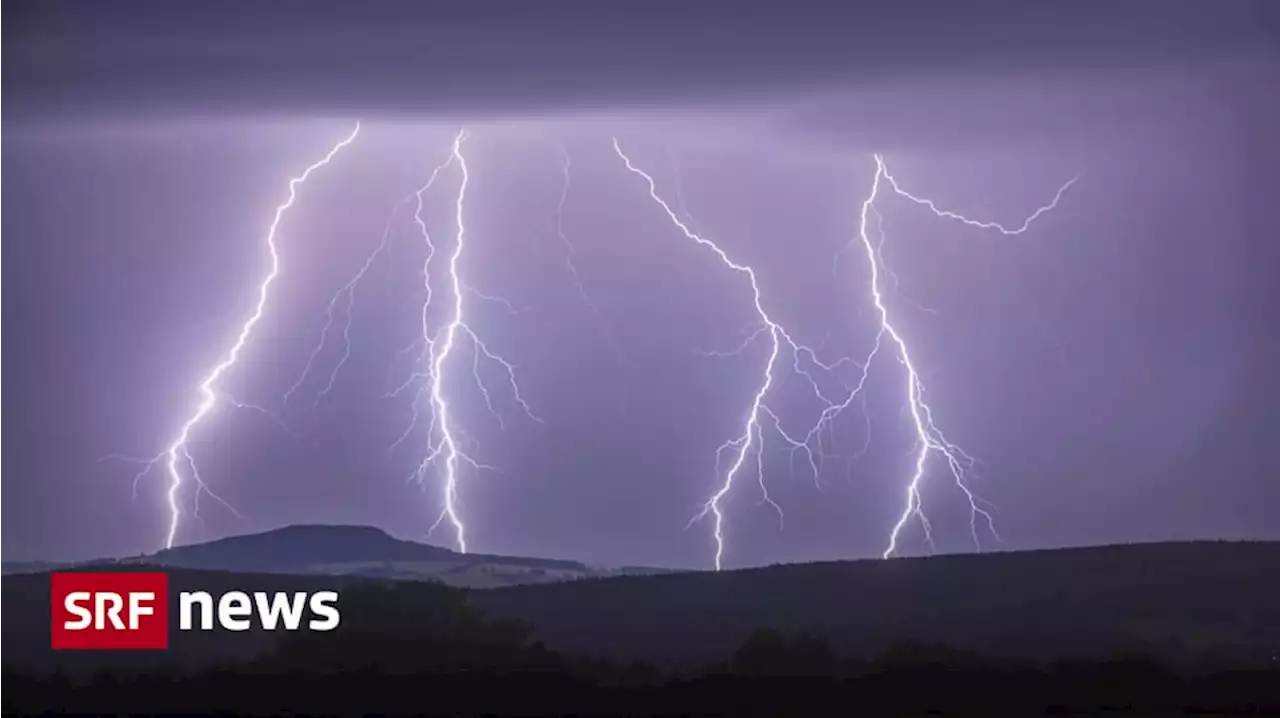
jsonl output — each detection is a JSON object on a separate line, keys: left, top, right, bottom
{"left": 614, "top": 139, "right": 871, "bottom": 571}
{"left": 107, "top": 121, "right": 1073, "bottom": 566}
{"left": 405, "top": 130, "right": 541, "bottom": 554}
{"left": 105, "top": 122, "right": 361, "bottom": 549}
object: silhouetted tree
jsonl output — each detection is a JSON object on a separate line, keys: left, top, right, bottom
{"left": 789, "top": 632, "right": 837, "bottom": 674}
{"left": 876, "top": 640, "right": 976, "bottom": 668}
{"left": 729, "top": 629, "right": 837, "bottom": 676}
{"left": 731, "top": 628, "right": 789, "bottom": 675}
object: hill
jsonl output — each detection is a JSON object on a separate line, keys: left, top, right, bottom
{"left": 1, "top": 560, "right": 71, "bottom": 575}
{"left": 5, "top": 525, "right": 677, "bottom": 588}
{"left": 469, "top": 540, "right": 1280, "bottom": 668}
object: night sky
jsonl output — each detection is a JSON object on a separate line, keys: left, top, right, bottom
{"left": 5, "top": 1, "right": 1279, "bottom": 570}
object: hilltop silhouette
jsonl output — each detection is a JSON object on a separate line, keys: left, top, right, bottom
{"left": 3, "top": 524, "right": 677, "bottom": 587}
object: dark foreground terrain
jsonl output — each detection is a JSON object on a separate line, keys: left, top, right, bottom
{"left": 8, "top": 656, "right": 1279, "bottom": 716}
{"left": 6, "top": 579, "right": 1280, "bottom": 715}
{"left": 471, "top": 540, "right": 1280, "bottom": 667}
{"left": 5, "top": 538, "right": 1279, "bottom": 714}
{"left": 7, "top": 529, "right": 1278, "bottom": 671}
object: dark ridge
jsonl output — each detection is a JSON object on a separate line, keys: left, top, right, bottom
{"left": 469, "top": 540, "right": 1280, "bottom": 667}
{"left": 118, "top": 524, "right": 593, "bottom": 574}
{"left": 616, "top": 565, "right": 682, "bottom": 576}
{"left": 127, "top": 524, "right": 458, "bottom": 572}
{"left": 467, "top": 552, "right": 593, "bottom": 572}
{"left": 0, "top": 560, "right": 70, "bottom": 576}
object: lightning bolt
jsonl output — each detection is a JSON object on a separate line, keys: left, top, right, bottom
{"left": 283, "top": 140, "right": 480, "bottom": 418}
{"left": 614, "top": 138, "right": 860, "bottom": 571}
{"left": 615, "top": 138, "right": 1074, "bottom": 568}
{"left": 549, "top": 144, "right": 632, "bottom": 399}
{"left": 282, "top": 200, "right": 404, "bottom": 415}
{"left": 383, "top": 151, "right": 460, "bottom": 428}
{"left": 841, "top": 155, "right": 1076, "bottom": 558}
{"left": 101, "top": 120, "right": 1070, "bottom": 563}
{"left": 397, "top": 129, "right": 541, "bottom": 554}
{"left": 881, "top": 165, "right": 1078, "bottom": 236}
{"left": 105, "top": 122, "right": 361, "bottom": 550}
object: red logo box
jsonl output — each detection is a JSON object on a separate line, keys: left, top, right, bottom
{"left": 50, "top": 572, "right": 169, "bottom": 650}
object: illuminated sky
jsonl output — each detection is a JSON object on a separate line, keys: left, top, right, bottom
{"left": 5, "top": 1, "right": 1279, "bottom": 568}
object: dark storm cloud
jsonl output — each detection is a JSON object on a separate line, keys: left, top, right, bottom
{"left": 4, "top": 0, "right": 1278, "bottom": 122}
{"left": 767, "top": 61, "right": 1280, "bottom": 153}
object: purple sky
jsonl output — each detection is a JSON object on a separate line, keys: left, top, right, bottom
{"left": 5, "top": 1, "right": 1279, "bottom": 569}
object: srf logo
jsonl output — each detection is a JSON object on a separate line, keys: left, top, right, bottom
{"left": 50, "top": 572, "right": 342, "bottom": 650}
{"left": 51, "top": 572, "right": 169, "bottom": 650}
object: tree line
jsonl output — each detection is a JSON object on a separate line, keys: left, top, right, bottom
{"left": 7, "top": 580, "right": 1277, "bottom": 715}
